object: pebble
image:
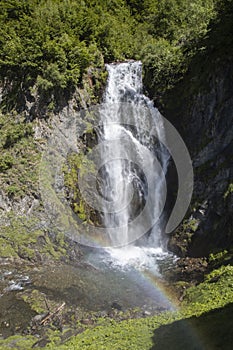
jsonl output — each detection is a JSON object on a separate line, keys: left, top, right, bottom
{"left": 32, "top": 314, "right": 47, "bottom": 323}
{"left": 143, "top": 311, "right": 151, "bottom": 316}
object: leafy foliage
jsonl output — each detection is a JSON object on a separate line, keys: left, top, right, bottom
{"left": 139, "top": 0, "right": 217, "bottom": 95}
{"left": 0, "top": 0, "right": 227, "bottom": 108}
{"left": 144, "top": 0, "right": 215, "bottom": 43}
{"left": 0, "top": 0, "right": 134, "bottom": 109}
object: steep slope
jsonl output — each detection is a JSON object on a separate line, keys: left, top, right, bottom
{"left": 156, "top": 4, "right": 233, "bottom": 257}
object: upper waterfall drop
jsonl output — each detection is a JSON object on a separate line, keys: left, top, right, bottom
{"left": 104, "top": 61, "right": 143, "bottom": 103}
{"left": 98, "top": 61, "right": 169, "bottom": 252}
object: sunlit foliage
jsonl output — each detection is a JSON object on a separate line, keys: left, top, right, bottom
{"left": 0, "top": 0, "right": 230, "bottom": 106}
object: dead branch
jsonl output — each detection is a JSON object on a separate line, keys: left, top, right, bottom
{"left": 40, "top": 302, "right": 66, "bottom": 325}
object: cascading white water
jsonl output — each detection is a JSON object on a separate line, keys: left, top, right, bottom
{"left": 98, "top": 61, "right": 170, "bottom": 263}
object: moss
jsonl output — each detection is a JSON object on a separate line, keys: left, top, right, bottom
{"left": 0, "top": 216, "right": 41, "bottom": 260}
{"left": 182, "top": 218, "right": 199, "bottom": 233}
{"left": 21, "top": 289, "right": 47, "bottom": 314}
{"left": 0, "top": 237, "right": 18, "bottom": 257}
{"left": 49, "top": 317, "right": 156, "bottom": 350}
{"left": 224, "top": 183, "right": 233, "bottom": 199}
{"left": 0, "top": 215, "right": 68, "bottom": 261}
{"left": 209, "top": 250, "right": 229, "bottom": 263}
{"left": 0, "top": 117, "right": 71, "bottom": 261}
{"left": 182, "top": 265, "right": 233, "bottom": 314}
{"left": 40, "top": 232, "right": 68, "bottom": 260}
{"left": 168, "top": 217, "right": 199, "bottom": 256}
{"left": 0, "top": 112, "right": 41, "bottom": 200}
{"left": 208, "top": 249, "right": 233, "bottom": 269}
{"left": 63, "top": 152, "right": 97, "bottom": 224}
{"left": 84, "top": 122, "right": 94, "bottom": 134}
{"left": 174, "top": 280, "right": 190, "bottom": 292}
{"left": 0, "top": 153, "right": 14, "bottom": 172}
{"left": 0, "top": 335, "right": 37, "bottom": 350}
{"left": 45, "top": 329, "right": 62, "bottom": 348}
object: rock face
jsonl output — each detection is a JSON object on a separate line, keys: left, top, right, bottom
{"left": 0, "top": 68, "right": 105, "bottom": 262}
{"left": 159, "top": 50, "right": 233, "bottom": 257}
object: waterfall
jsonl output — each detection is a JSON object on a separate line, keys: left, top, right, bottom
{"left": 98, "top": 61, "right": 170, "bottom": 252}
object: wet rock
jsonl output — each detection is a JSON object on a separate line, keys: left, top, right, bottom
{"left": 163, "top": 257, "right": 208, "bottom": 283}
{"left": 111, "top": 302, "right": 122, "bottom": 310}
{"left": 95, "top": 311, "right": 108, "bottom": 318}
{"left": 209, "top": 275, "right": 220, "bottom": 283}
{"left": 60, "top": 329, "right": 74, "bottom": 342}
{"left": 0, "top": 293, "right": 36, "bottom": 338}
{"left": 32, "top": 314, "right": 48, "bottom": 324}
{"left": 81, "top": 318, "right": 94, "bottom": 325}
{"left": 32, "top": 337, "right": 49, "bottom": 348}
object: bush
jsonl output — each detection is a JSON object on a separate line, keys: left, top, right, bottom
{"left": 141, "top": 37, "right": 185, "bottom": 94}
{"left": 0, "top": 0, "right": 227, "bottom": 107}
{"left": 0, "top": 153, "right": 14, "bottom": 171}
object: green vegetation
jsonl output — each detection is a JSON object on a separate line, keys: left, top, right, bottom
{"left": 0, "top": 214, "right": 67, "bottom": 260}
{"left": 168, "top": 217, "right": 199, "bottom": 256}
{"left": 224, "top": 183, "right": 233, "bottom": 199}
{"left": 0, "top": 0, "right": 130, "bottom": 111}
{"left": 0, "top": 1, "right": 232, "bottom": 348}
{"left": 21, "top": 289, "right": 48, "bottom": 314}
{"left": 141, "top": 0, "right": 217, "bottom": 95}
{"left": 182, "top": 265, "right": 233, "bottom": 312}
{"left": 63, "top": 151, "right": 98, "bottom": 223}
{"left": 0, "top": 0, "right": 228, "bottom": 110}
{"left": 209, "top": 249, "right": 233, "bottom": 269}
{"left": 0, "top": 112, "right": 40, "bottom": 199}
{"left": 0, "top": 335, "right": 37, "bottom": 350}
{"left": 209, "top": 250, "right": 229, "bottom": 263}
{"left": 0, "top": 111, "right": 70, "bottom": 261}
{"left": 45, "top": 265, "right": 233, "bottom": 349}
{"left": 0, "top": 265, "right": 232, "bottom": 349}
